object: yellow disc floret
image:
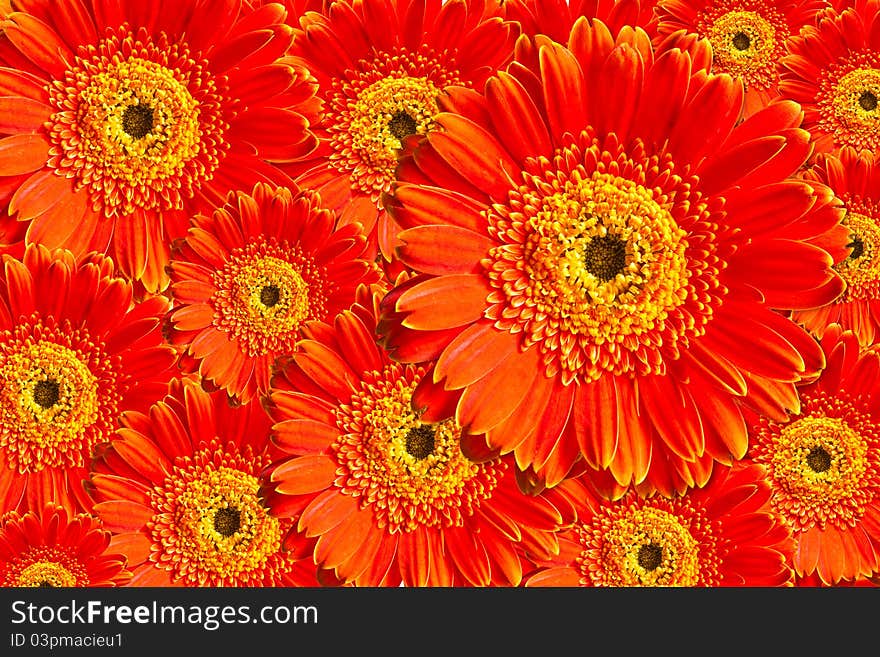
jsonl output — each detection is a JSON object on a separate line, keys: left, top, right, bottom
{"left": 579, "top": 504, "right": 711, "bottom": 587}
{"left": 706, "top": 10, "right": 781, "bottom": 89}
{"left": 149, "top": 458, "right": 285, "bottom": 586}
{"left": 16, "top": 561, "right": 79, "bottom": 588}
{"left": 211, "top": 241, "right": 327, "bottom": 357}
{"left": 834, "top": 211, "right": 880, "bottom": 302}
{"left": 334, "top": 364, "right": 504, "bottom": 533}
{"left": 770, "top": 413, "right": 872, "bottom": 531}
{"left": 0, "top": 339, "right": 102, "bottom": 473}
{"left": 828, "top": 67, "right": 880, "bottom": 152}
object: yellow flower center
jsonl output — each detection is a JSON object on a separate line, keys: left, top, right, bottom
{"left": 834, "top": 211, "right": 880, "bottom": 302}
{"left": 334, "top": 364, "right": 504, "bottom": 533}
{"left": 149, "top": 460, "right": 285, "bottom": 586}
{"left": 2, "top": 546, "right": 89, "bottom": 587}
{"left": 770, "top": 414, "right": 871, "bottom": 530}
{"left": 830, "top": 67, "right": 880, "bottom": 150}
{"left": 706, "top": 10, "right": 780, "bottom": 88}
{"left": 0, "top": 337, "right": 106, "bottom": 473}
{"left": 579, "top": 505, "right": 709, "bottom": 587}
{"left": 327, "top": 47, "right": 461, "bottom": 199}
{"left": 16, "top": 561, "right": 79, "bottom": 588}
{"left": 47, "top": 29, "right": 227, "bottom": 217}
{"left": 211, "top": 242, "right": 327, "bottom": 357}
{"left": 487, "top": 162, "right": 700, "bottom": 385}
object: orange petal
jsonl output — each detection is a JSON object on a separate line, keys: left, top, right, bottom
{"left": 397, "top": 274, "right": 490, "bottom": 330}
{"left": 0, "top": 133, "right": 49, "bottom": 175}
{"left": 93, "top": 501, "right": 154, "bottom": 532}
{"left": 272, "top": 454, "right": 338, "bottom": 496}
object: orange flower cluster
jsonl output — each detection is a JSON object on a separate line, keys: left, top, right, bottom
{"left": 0, "top": 0, "right": 878, "bottom": 588}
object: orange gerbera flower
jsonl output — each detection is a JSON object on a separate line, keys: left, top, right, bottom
{"left": 1, "top": 503, "right": 130, "bottom": 587}
{"left": 656, "top": 0, "right": 827, "bottom": 116}
{"left": 0, "top": 244, "right": 175, "bottom": 516}
{"left": 504, "top": 0, "right": 660, "bottom": 43}
{"left": 378, "top": 18, "right": 849, "bottom": 498}
{"left": 749, "top": 325, "right": 880, "bottom": 585}
{"left": 525, "top": 463, "right": 795, "bottom": 587}
{"left": 0, "top": 0, "right": 318, "bottom": 293}
{"left": 283, "top": 0, "right": 519, "bottom": 259}
{"left": 166, "top": 182, "right": 380, "bottom": 404}
{"left": 794, "top": 149, "right": 880, "bottom": 346}
{"left": 88, "top": 377, "right": 317, "bottom": 587}
{"left": 779, "top": 0, "right": 880, "bottom": 156}
{"left": 266, "top": 286, "right": 576, "bottom": 586}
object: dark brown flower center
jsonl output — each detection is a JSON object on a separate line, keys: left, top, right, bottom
{"left": 848, "top": 235, "right": 865, "bottom": 260}
{"left": 388, "top": 110, "right": 418, "bottom": 141}
{"left": 806, "top": 446, "right": 832, "bottom": 473}
{"left": 37, "top": 581, "right": 55, "bottom": 588}
{"left": 121, "top": 103, "right": 154, "bottom": 140}
{"left": 259, "top": 284, "right": 281, "bottom": 308}
{"left": 637, "top": 543, "right": 663, "bottom": 571}
{"left": 582, "top": 235, "right": 628, "bottom": 282}
{"left": 33, "top": 379, "right": 60, "bottom": 409}
{"left": 404, "top": 424, "right": 436, "bottom": 460}
{"left": 731, "top": 32, "right": 751, "bottom": 51}
{"left": 213, "top": 507, "right": 241, "bottom": 537}
{"left": 859, "top": 91, "right": 878, "bottom": 112}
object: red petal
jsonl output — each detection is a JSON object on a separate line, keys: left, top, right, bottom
{"left": 396, "top": 274, "right": 490, "bottom": 330}
{"left": 271, "top": 454, "right": 338, "bottom": 496}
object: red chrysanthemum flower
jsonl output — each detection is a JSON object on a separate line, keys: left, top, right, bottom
{"left": 0, "top": 0, "right": 319, "bottom": 293}
{"left": 166, "top": 182, "right": 380, "bottom": 404}
{"left": 779, "top": 0, "right": 880, "bottom": 156}
{"left": 524, "top": 462, "right": 795, "bottom": 587}
{"left": 283, "top": 0, "right": 519, "bottom": 259}
{"left": 793, "top": 149, "right": 880, "bottom": 346}
{"left": 656, "top": 0, "right": 827, "bottom": 116}
{"left": 504, "top": 0, "right": 660, "bottom": 44}
{"left": 0, "top": 244, "right": 175, "bottom": 516}
{"left": 266, "top": 286, "right": 576, "bottom": 586}
{"left": 749, "top": 325, "right": 880, "bottom": 585}
{"left": 1, "top": 503, "right": 130, "bottom": 587}
{"left": 378, "top": 18, "right": 849, "bottom": 498}
{"left": 88, "top": 377, "right": 318, "bottom": 587}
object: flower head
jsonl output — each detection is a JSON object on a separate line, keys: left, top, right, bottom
{"left": 794, "top": 149, "right": 880, "bottom": 346}
{"left": 779, "top": 0, "right": 880, "bottom": 156}
{"left": 266, "top": 285, "right": 576, "bottom": 586}
{"left": 0, "top": 244, "right": 174, "bottom": 515}
{"left": 525, "top": 463, "right": 795, "bottom": 587}
{"left": 88, "top": 377, "right": 317, "bottom": 587}
{"left": 749, "top": 325, "right": 880, "bottom": 585}
{"left": 656, "top": 0, "right": 827, "bottom": 116}
{"left": 166, "top": 182, "right": 380, "bottom": 403}
{"left": 1, "top": 504, "right": 130, "bottom": 587}
{"left": 283, "top": 0, "right": 519, "bottom": 259}
{"left": 379, "top": 18, "right": 847, "bottom": 497}
{"left": 0, "top": 0, "right": 318, "bottom": 292}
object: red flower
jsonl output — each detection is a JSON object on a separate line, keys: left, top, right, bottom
{"left": 656, "top": 0, "right": 827, "bottom": 116}
{"left": 282, "top": 0, "right": 519, "bottom": 259}
{"left": 88, "top": 377, "right": 317, "bottom": 587}
{"left": 0, "top": 0, "right": 318, "bottom": 292}
{"left": 749, "top": 325, "right": 880, "bottom": 585}
{"left": 378, "top": 19, "right": 847, "bottom": 497}
{"left": 525, "top": 463, "right": 795, "bottom": 587}
{"left": 166, "top": 182, "right": 380, "bottom": 404}
{"left": 266, "top": 286, "right": 576, "bottom": 586}
{"left": 0, "top": 244, "right": 175, "bottom": 516}
{"left": 794, "top": 149, "right": 880, "bottom": 346}
{"left": 1, "top": 503, "right": 130, "bottom": 587}
{"left": 779, "top": 0, "right": 880, "bottom": 156}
